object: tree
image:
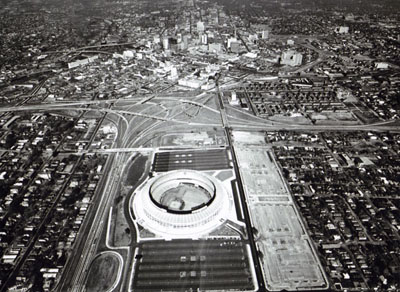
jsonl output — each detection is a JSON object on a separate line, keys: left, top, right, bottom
{"left": 114, "top": 195, "right": 123, "bottom": 205}
{"left": 5, "top": 132, "right": 17, "bottom": 148}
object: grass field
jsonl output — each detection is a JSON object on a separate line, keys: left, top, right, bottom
{"left": 85, "top": 252, "right": 120, "bottom": 292}
{"left": 111, "top": 201, "right": 131, "bottom": 246}
{"left": 125, "top": 155, "right": 148, "bottom": 186}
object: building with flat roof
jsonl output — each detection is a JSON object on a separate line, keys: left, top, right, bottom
{"left": 281, "top": 50, "right": 303, "bottom": 67}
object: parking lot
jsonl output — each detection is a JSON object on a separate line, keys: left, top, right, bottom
{"left": 132, "top": 239, "right": 254, "bottom": 291}
{"left": 152, "top": 148, "right": 231, "bottom": 172}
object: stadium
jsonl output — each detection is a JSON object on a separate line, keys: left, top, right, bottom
{"left": 133, "top": 170, "right": 231, "bottom": 238}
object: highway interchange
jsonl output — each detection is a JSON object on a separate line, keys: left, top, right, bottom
{"left": 1, "top": 46, "right": 399, "bottom": 290}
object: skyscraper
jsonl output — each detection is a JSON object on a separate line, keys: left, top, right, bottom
{"left": 281, "top": 50, "right": 303, "bottom": 66}
{"left": 162, "top": 37, "right": 169, "bottom": 50}
{"left": 197, "top": 21, "right": 205, "bottom": 33}
{"left": 201, "top": 34, "right": 208, "bottom": 45}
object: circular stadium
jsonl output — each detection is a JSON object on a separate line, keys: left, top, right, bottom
{"left": 133, "top": 170, "right": 230, "bottom": 238}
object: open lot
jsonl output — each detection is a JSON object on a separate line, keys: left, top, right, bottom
{"left": 251, "top": 204, "right": 325, "bottom": 290}
{"left": 235, "top": 146, "right": 327, "bottom": 291}
{"left": 235, "top": 148, "right": 287, "bottom": 202}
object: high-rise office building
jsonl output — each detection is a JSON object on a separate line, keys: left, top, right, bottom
{"left": 281, "top": 50, "right": 303, "bottom": 67}
{"left": 208, "top": 43, "right": 222, "bottom": 53}
{"left": 261, "top": 29, "right": 269, "bottom": 39}
{"left": 227, "top": 37, "right": 237, "bottom": 48}
{"left": 201, "top": 34, "right": 208, "bottom": 45}
{"left": 162, "top": 37, "right": 169, "bottom": 50}
{"left": 197, "top": 21, "right": 205, "bottom": 33}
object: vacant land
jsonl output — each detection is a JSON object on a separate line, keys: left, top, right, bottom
{"left": 235, "top": 146, "right": 327, "bottom": 291}
{"left": 235, "top": 148, "right": 287, "bottom": 201}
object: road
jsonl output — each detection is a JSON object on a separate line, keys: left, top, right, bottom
{"left": 216, "top": 81, "right": 266, "bottom": 292}
{"left": 60, "top": 112, "right": 130, "bottom": 291}
{"left": 56, "top": 113, "right": 118, "bottom": 290}
{"left": 57, "top": 152, "right": 115, "bottom": 291}
{"left": 0, "top": 110, "right": 87, "bottom": 292}
{"left": 3, "top": 69, "right": 400, "bottom": 291}
{"left": 58, "top": 91, "right": 220, "bottom": 291}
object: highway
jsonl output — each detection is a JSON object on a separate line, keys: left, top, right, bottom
{"left": 3, "top": 70, "right": 399, "bottom": 292}
{"left": 57, "top": 152, "right": 113, "bottom": 290}
{"left": 61, "top": 113, "right": 132, "bottom": 291}
{"left": 62, "top": 149, "right": 130, "bottom": 291}
{"left": 57, "top": 115, "right": 119, "bottom": 290}
{"left": 3, "top": 94, "right": 398, "bottom": 132}
{"left": 216, "top": 81, "right": 266, "bottom": 292}
{"left": 59, "top": 90, "right": 232, "bottom": 290}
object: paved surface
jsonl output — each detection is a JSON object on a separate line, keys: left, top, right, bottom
{"left": 132, "top": 239, "right": 254, "bottom": 291}
{"left": 152, "top": 148, "right": 232, "bottom": 172}
{"left": 234, "top": 145, "right": 328, "bottom": 291}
